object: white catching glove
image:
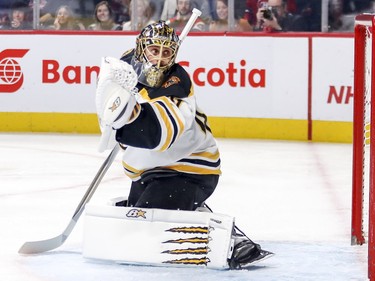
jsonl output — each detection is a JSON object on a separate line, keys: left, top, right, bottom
{"left": 95, "top": 57, "right": 139, "bottom": 152}
{"left": 96, "top": 57, "right": 138, "bottom": 129}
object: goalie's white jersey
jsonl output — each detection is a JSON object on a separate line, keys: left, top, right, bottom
{"left": 115, "top": 50, "right": 221, "bottom": 181}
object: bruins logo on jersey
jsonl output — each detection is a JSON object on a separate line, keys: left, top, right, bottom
{"left": 162, "top": 76, "right": 180, "bottom": 88}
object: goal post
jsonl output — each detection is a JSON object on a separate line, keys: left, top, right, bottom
{"left": 352, "top": 13, "right": 375, "bottom": 279}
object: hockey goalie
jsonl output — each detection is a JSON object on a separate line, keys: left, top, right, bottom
{"left": 87, "top": 19, "right": 273, "bottom": 270}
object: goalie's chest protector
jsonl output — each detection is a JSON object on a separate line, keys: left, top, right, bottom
{"left": 82, "top": 201, "right": 234, "bottom": 269}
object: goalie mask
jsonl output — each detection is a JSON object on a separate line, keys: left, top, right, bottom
{"left": 131, "top": 21, "right": 179, "bottom": 88}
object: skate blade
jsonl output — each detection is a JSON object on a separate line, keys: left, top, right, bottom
{"left": 237, "top": 250, "right": 274, "bottom": 269}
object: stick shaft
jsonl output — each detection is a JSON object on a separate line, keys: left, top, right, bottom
{"left": 179, "top": 8, "right": 202, "bottom": 44}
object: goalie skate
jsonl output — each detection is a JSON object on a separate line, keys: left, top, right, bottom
{"left": 228, "top": 238, "right": 274, "bottom": 269}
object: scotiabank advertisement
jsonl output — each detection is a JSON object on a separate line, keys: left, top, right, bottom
{"left": 0, "top": 33, "right": 352, "bottom": 121}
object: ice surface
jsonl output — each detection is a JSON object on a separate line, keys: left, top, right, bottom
{"left": 0, "top": 133, "right": 368, "bottom": 280}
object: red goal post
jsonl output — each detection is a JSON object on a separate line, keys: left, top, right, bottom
{"left": 352, "top": 13, "right": 375, "bottom": 279}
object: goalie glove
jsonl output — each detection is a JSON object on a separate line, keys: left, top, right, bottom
{"left": 96, "top": 57, "right": 139, "bottom": 130}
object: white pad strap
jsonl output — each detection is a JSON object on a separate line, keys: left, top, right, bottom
{"left": 97, "top": 125, "right": 116, "bottom": 153}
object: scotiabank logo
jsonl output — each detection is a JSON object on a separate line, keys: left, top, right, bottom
{"left": 179, "top": 60, "right": 266, "bottom": 88}
{"left": 0, "top": 49, "right": 29, "bottom": 93}
{"left": 38, "top": 59, "right": 264, "bottom": 88}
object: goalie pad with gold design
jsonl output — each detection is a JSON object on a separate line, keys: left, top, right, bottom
{"left": 83, "top": 198, "right": 235, "bottom": 269}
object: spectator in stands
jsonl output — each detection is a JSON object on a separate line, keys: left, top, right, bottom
{"left": 244, "top": 0, "right": 258, "bottom": 25}
{"left": 0, "top": 10, "right": 9, "bottom": 28}
{"left": 294, "top": 0, "right": 321, "bottom": 31}
{"left": 160, "top": 0, "right": 205, "bottom": 21}
{"left": 245, "top": 0, "right": 301, "bottom": 25}
{"left": 200, "top": 0, "right": 247, "bottom": 24}
{"left": 0, "top": 1, "right": 32, "bottom": 30}
{"left": 88, "top": 1, "right": 122, "bottom": 30}
{"left": 122, "top": 0, "right": 155, "bottom": 30}
{"left": 53, "top": 5, "right": 85, "bottom": 30}
{"left": 29, "top": 0, "right": 77, "bottom": 29}
{"left": 209, "top": 0, "right": 252, "bottom": 32}
{"left": 110, "top": 0, "right": 130, "bottom": 25}
{"left": 328, "top": 0, "right": 343, "bottom": 31}
{"left": 254, "top": 0, "right": 309, "bottom": 32}
{"left": 167, "top": 0, "right": 206, "bottom": 32}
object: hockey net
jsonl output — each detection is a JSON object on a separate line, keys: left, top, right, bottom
{"left": 352, "top": 13, "right": 375, "bottom": 279}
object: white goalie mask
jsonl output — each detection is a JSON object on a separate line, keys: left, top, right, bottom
{"left": 132, "top": 21, "right": 179, "bottom": 88}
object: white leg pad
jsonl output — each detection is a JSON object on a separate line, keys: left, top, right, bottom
{"left": 82, "top": 202, "right": 235, "bottom": 269}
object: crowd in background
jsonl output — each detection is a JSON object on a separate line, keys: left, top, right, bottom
{"left": 0, "top": 0, "right": 373, "bottom": 32}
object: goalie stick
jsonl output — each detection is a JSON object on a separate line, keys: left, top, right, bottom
{"left": 178, "top": 8, "right": 202, "bottom": 44}
{"left": 18, "top": 144, "right": 120, "bottom": 255}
